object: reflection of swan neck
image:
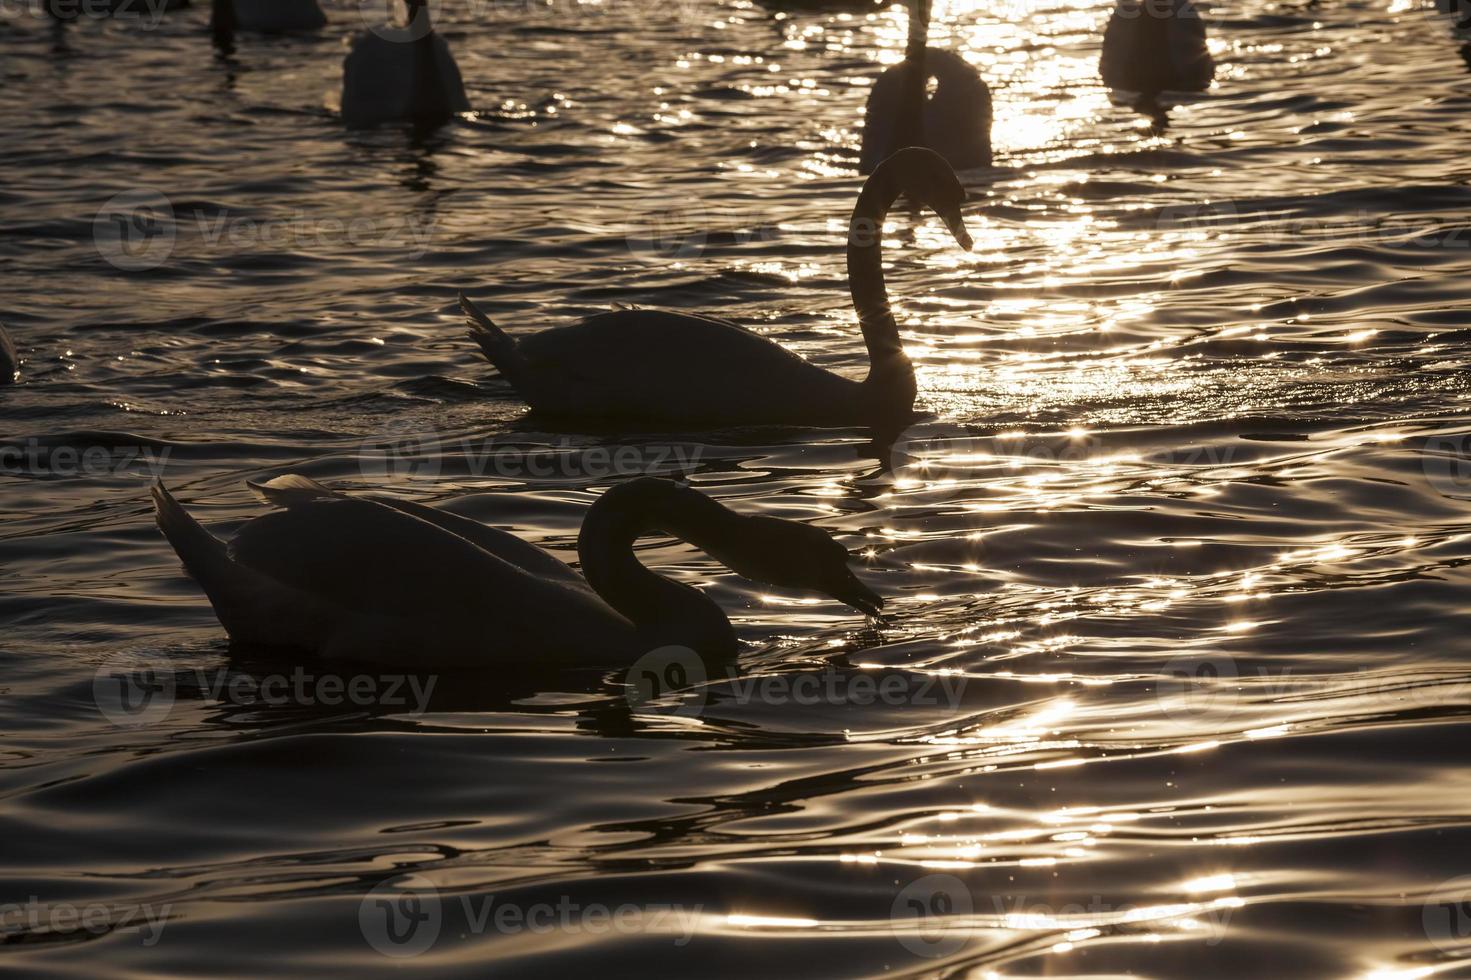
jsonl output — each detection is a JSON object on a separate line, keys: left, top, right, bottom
{"left": 847, "top": 164, "right": 906, "bottom": 367}
{"left": 578, "top": 480, "right": 739, "bottom": 641}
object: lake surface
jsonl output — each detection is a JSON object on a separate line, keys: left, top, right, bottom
{"left": 4, "top": 0, "right": 1471, "bottom": 975}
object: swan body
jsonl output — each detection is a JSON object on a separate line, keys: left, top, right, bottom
{"left": 859, "top": 0, "right": 991, "bottom": 175}
{"left": 211, "top": 0, "right": 325, "bottom": 35}
{"left": 341, "top": 1, "right": 469, "bottom": 128}
{"left": 460, "top": 147, "right": 973, "bottom": 430}
{"left": 152, "top": 475, "right": 881, "bottom": 667}
{"left": 1100, "top": 0, "right": 1215, "bottom": 95}
{"left": 0, "top": 324, "right": 16, "bottom": 384}
{"left": 860, "top": 49, "right": 992, "bottom": 175}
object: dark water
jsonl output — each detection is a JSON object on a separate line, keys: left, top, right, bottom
{"left": 4, "top": 0, "right": 1471, "bottom": 975}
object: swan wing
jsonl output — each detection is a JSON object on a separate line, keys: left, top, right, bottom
{"left": 361, "top": 495, "right": 586, "bottom": 587}
{"left": 516, "top": 309, "right": 855, "bottom": 423}
{"left": 228, "top": 497, "right": 610, "bottom": 632}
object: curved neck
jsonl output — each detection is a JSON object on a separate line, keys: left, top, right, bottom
{"left": 847, "top": 164, "right": 911, "bottom": 373}
{"left": 578, "top": 481, "right": 740, "bottom": 656}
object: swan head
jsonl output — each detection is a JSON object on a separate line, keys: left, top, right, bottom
{"left": 877, "top": 147, "right": 973, "bottom": 250}
{"left": 718, "top": 517, "right": 884, "bottom": 618}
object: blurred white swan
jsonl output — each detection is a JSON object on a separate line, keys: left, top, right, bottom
{"left": 858, "top": 0, "right": 991, "bottom": 175}
{"left": 211, "top": 0, "right": 325, "bottom": 35}
{"left": 341, "top": 0, "right": 469, "bottom": 128}
{"left": 458, "top": 147, "right": 973, "bottom": 429}
{"left": 152, "top": 475, "right": 882, "bottom": 666}
{"left": 1100, "top": 0, "right": 1215, "bottom": 96}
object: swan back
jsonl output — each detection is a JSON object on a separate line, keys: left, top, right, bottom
{"left": 860, "top": 48, "right": 992, "bottom": 174}
{"left": 341, "top": 27, "right": 469, "bottom": 127}
{"left": 1100, "top": 0, "right": 1215, "bottom": 95}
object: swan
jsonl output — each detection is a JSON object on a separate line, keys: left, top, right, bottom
{"left": 151, "top": 475, "right": 883, "bottom": 667}
{"left": 0, "top": 324, "right": 16, "bottom": 384}
{"left": 858, "top": 0, "right": 992, "bottom": 175}
{"left": 1099, "top": 0, "right": 1215, "bottom": 96}
{"left": 458, "top": 147, "right": 973, "bottom": 429}
{"left": 211, "top": 0, "right": 325, "bottom": 35}
{"left": 341, "top": 0, "right": 469, "bottom": 128}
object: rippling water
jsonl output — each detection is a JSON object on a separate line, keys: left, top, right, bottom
{"left": 5, "top": 0, "right": 1471, "bottom": 975}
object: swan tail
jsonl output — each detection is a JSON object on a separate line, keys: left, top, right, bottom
{"left": 247, "top": 474, "right": 341, "bottom": 508}
{"left": 460, "top": 292, "right": 534, "bottom": 397}
{"left": 152, "top": 482, "right": 331, "bottom": 646}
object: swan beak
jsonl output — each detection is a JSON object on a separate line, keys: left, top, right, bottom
{"left": 830, "top": 567, "right": 885, "bottom": 619}
{"left": 940, "top": 208, "right": 974, "bottom": 251}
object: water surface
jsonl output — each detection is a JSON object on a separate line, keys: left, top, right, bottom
{"left": 4, "top": 0, "right": 1471, "bottom": 975}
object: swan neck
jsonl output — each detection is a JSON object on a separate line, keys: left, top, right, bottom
{"left": 896, "top": 0, "right": 930, "bottom": 150}
{"left": 848, "top": 168, "right": 906, "bottom": 364}
{"left": 577, "top": 481, "right": 738, "bottom": 652}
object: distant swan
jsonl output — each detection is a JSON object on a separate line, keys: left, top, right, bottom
{"left": 459, "top": 147, "right": 973, "bottom": 429}
{"left": 1099, "top": 0, "right": 1215, "bottom": 95}
{"left": 152, "top": 475, "right": 882, "bottom": 666}
{"left": 859, "top": 0, "right": 992, "bottom": 175}
{"left": 341, "top": 0, "right": 469, "bottom": 128}
{"left": 211, "top": 0, "right": 325, "bottom": 35}
{"left": 0, "top": 324, "right": 16, "bottom": 384}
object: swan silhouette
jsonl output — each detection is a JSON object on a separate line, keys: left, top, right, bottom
{"left": 341, "top": 0, "right": 469, "bottom": 128}
{"left": 459, "top": 147, "right": 973, "bottom": 429}
{"left": 1099, "top": 0, "right": 1215, "bottom": 96}
{"left": 858, "top": 0, "right": 992, "bottom": 175}
{"left": 152, "top": 475, "right": 882, "bottom": 666}
{"left": 0, "top": 324, "right": 17, "bottom": 384}
{"left": 211, "top": 0, "right": 325, "bottom": 36}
